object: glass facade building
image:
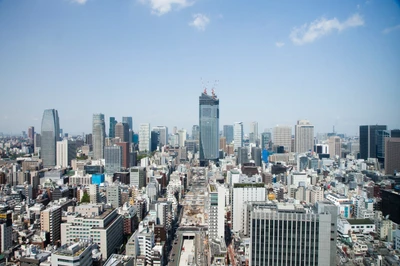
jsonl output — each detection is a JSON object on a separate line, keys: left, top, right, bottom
{"left": 199, "top": 92, "right": 219, "bottom": 165}
{"left": 93, "top": 113, "right": 105, "bottom": 160}
{"left": 109, "top": 117, "right": 117, "bottom": 138}
{"left": 41, "top": 109, "right": 60, "bottom": 167}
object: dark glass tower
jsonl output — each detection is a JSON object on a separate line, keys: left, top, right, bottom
{"left": 109, "top": 117, "right": 117, "bottom": 138}
{"left": 41, "top": 109, "right": 60, "bottom": 167}
{"left": 199, "top": 91, "right": 219, "bottom": 166}
{"left": 122, "top": 117, "right": 133, "bottom": 131}
{"left": 359, "top": 125, "right": 387, "bottom": 160}
{"left": 223, "top": 125, "right": 234, "bottom": 144}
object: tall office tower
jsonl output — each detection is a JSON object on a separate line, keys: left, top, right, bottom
{"left": 116, "top": 142, "right": 129, "bottom": 169}
{"left": 250, "top": 202, "right": 337, "bottom": 266}
{"left": 251, "top": 147, "right": 262, "bottom": 166}
{"left": 104, "top": 145, "right": 122, "bottom": 174}
{"left": 41, "top": 206, "right": 61, "bottom": 245}
{"left": 130, "top": 167, "right": 146, "bottom": 189}
{"left": 273, "top": 125, "right": 292, "bottom": 152}
{"left": 232, "top": 182, "right": 266, "bottom": 234}
{"left": 139, "top": 123, "right": 151, "bottom": 152}
{"left": 208, "top": 184, "right": 225, "bottom": 242}
{"left": 223, "top": 125, "right": 234, "bottom": 144}
{"left": 107, "top": 185, "right": 121, "bottom": 208}
{"left": 359, "top": 125, "right": 387, "bottom": 160}
{"left": 85, "top": 133, "right": 92, "bottom": 145}
{"left": 376, "top": 130, "right": 390, "bottom": 162}
{"left": 0, "top": 212, "right": 12, "bottom": 253}
{"left": 152, "top": 126, "right": 168, "bottom": 146}
{"left": 295, "top": 120, "right": 314, "bottom": 153}
{"left": 173, "top": 126, "right": 178, "bottom": 134}
{"left": 115, "top": 122, "right": 129, "bottom": 142}
{"left": 261, "top": 132, "right": 272, "bottom": 150}
{"left": 192, "top": 125, "right": 200, "bottom": 141}
{"left": 391, "top": 129, "right": 400, "bottom": 138}
{"left": 151, "top": 131, "right": 159, "bottom": 152}
{"left": 177, "top": 128, "right": 187, "bottom": 147}
{"left": 328, "top": 136, "right": 341, "bottom": 159}
{"left": 93, "top": 114, "right": 106, "bottom": 160}
{"left": 34, "top": 133, "right": 41, "bottom": 154}
{"left": 28, "top": 126, "right": 34, "bottom": 140}
{"left": 109, "top": 117, "right": 117, "bottom": 138}
{"left": 41, "top": 109, "right": 60, "bottom": 167}
{"left": 237, "top": 147, "right": 249, "bottom": 165}
{"left": 385, "top": 138, "right": 400, "bottom": 175}
{"left": 234, "top": 122, "right": 244, "bottom": 150}
{"left": 220, "top": 137, "right": 227, "bottom": 153}
{"left": 199, "top": 91, "right": 219, "bottom": 165}
{"left": 249, "top": 121, "right": 258, "bottom": 145}
{"left": 122, "top": 117, "right": 133, "bottom": 131}
{"left": 56, "top": 139, "right": 76, "bottom": 168}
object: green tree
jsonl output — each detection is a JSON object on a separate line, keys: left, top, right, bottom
{"left": 81, "top": 191, "right": 90, "bottom": 203}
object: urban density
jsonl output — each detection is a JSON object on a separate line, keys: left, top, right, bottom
{"left": 0, "top": 90, "right": 399, "bottom": 266}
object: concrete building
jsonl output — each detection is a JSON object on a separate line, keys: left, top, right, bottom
{"left": 116, "top": 142, "right": 130, "bottom": 169}
{"left": 115, "top": 122, "right": 130, "bottom": 143}
{"left": 261, "top": 132, "right": 272, "bottom": 150}
{"left": 177, "top": 129, "right": 187, "bottom": 147}
{"left": 51, "top": 241, "right": 95, "bottom": 266}
{"left": 104, "top": 145, "right": 122, "bottom": 175}
{"left": 208, "top": 184, "right": 225, "bottom": 242}
{"left": 139, "top": 123, "right": 151, "bottom": 153}
{"left": 273, "top": 125, "right": 292, "bottom": 152}
{"left": 152, "top": 126, "right": 168, "bottom": 146}
{"left": 249, "top": 121, "right": 258, "bottom": 145}
{"left": 93, "top": 113, "right": 106, "bottom": 160}
{"left": 295, "top": 120, "right": 314, "bottom": 153}
{"left": 223, "top": 125, "right": 234, "bottom": 144}
{"left": 41, "top": 205, "right": 62, "bottom": 245}
{"left": 130, "top": 167, "right": 146, "bottom": 189}
{"left": 234, "top": 122, "right": 244, "bottom": 150}
{"left": 107, "top": 184, "right": 121, "bottom": 208}
{"left": 56, "top": 139, "right": 76, "bottom": 168}
{"left": 0, "top": 212, "right": 12, "bottom": 253}
{"left": 385, "top": 137, "right": 400, "bottom": 175}
{"left": 328, "top": 136, "right": 341, "bottom": 159}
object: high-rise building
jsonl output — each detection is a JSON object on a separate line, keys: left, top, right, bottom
{"left": 273, "top": 125, "right": 292, "bottom": 152}
{"left": 249, "top": 121, "right": 258, "bottom": 145}
{"left": 41, "top": 206, "right": 62, "bottom": 245}
{"left": 109, "top": 117, "right": 117, "bottom": 138}
{"left": 104, "top": 145, "right": 122, "bottom": 174}
{"left": 0, "top": 211, "right": 12, "bottom": 253}
{"left": 151, "top": 131, "right": 159, "bottom": 152}
{"left": 295, "top": 120, "right": 314, "bottom": 153}
{"left": 223, "top": 125, "right": 234, "bottom": 144}
{"left": 237, "top": 147, "right": 249, "bottom": 165}
{"left": 251, "top": 147, "right": 262, "bottom": 166}
{"left": 56, "top": 139, "right": 76, "bottom": 168}
{"left": 376, "top": 130, "right": 390, "bottom": 161}
{"left": 85, "top": 133, "right": 92, "bottom": 146}
{"left": 139, "top": 123, "right": 151, "bottom": 152}
{"left": 93, "top": 114, "right": 106, "bottom": 160}
{"left": 328, "top": 136, "right": 341, "bottom": 159}
{"left": 385, "top": 138, "right": 400, "bottom": 175}
{"left": 28, "top": 126, "right": 35, "bottom": 141}
{"left": 34, "top": 133, "right": 41, "bottom": 154}
{"left": 391, "top": 129, "right": 400, "bottom": 138}
{"left": 130, "top": 167, "right": 146, "bottom": 189}
{"left": 359, "top": 125, "right": 387, "bottom": 160}
{"left": 115, "top": 122, "right": 129, "bottom": 142}
{"left": 192, "top": 125, "right": 200, "bottom": 141}
{"left": 107, "top": 184, "right": 121, "bottom": 208}
{"left": 261, "top": 132, "right": 272, "bottom": 150}
{"left": 199, "top": 91, "right": 219, "bottom": 165}
{"left": 177, "top": 128, "right": 187, "bottom": 147}
{"left": 234, "top": 122, "right": 243, "bottom": 150}
{"left": 208, "top": 184, "right": 225, "bottom": 242}
{"left": 250, "top": 202, "right": 337, "bottom": 266}
{"left": 41, "top": 109, "right": 60, "bottom": 167}
{"left": 219, "top": 137, "right": 227, "bottom": 153}
{"left": 116, "top": 142, "right": 130, "bottom": 169}
{"left": 122, "top": 117, "right": 133, "bottom": 131}
{"left": 152, "top": 126, "right": 168, "bottom": 146}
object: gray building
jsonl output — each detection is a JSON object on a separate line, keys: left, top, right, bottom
{"left": 261, "top": 132, "right": 272, "bottom": 150}
{"left": 107, "top": 185, "right": 121, "bottom": 208}
{"left": 152, "top": 126, "right": 168, "bottom": 146}
{"left": 251, "top": 147, "right": 261, "bottom": 167}
{"left": 192, "top": 125, "right": 200, "bottom": 141}
{"left": 199, "top": 91, "right": 219, "bottom": 166}
{"left": 93, "top": 113, "right": 106, "bottom": 160}
{"left": 41, "top": 109, "right": 60, "bottom": 167}
{"left": 223, "top": 125, "right": 234, "bottom": 144}
{"left": 104, "top": 145, "right": 122, "bottom": 174}
{"left": 122, "top": 116, "right": 133, "bottom": 131}
{"left": 359, "top": 125, "right": 387, "bottom": 160}
{"left": 130, "top": 167, "right": 146, "bottom": 189}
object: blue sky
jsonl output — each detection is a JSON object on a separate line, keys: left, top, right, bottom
{"left": 0, "top": 0, "right": 399, "bottom": 136}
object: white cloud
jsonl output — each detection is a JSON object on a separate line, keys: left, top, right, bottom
{"left": 140, "top": 0, "right": 193, "bottom": 16}
{"left": 383, "top": 24, "right": 400, "bottom": 34}
{"left": 290, "top": 13, "right": 364, "bottom": 45}
{"left": 275, "top": 42, "right": 285, "bottom": 48}
{"left": 71, "top": 0, "right": 87, "bottom": 4}
{"left": 189, "top": 14, "right": 210, "bottom": 31}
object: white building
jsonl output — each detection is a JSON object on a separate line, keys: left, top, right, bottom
{"left": 295, "top": 120, "right": 314, "bottom": 153}
{"left": 234, "top": 122, "right": 243, "bottom": 150}
{"left": 208, "top": 184, "right": 225, "bottom": 242}
{"left": 328, "top": 136, "right": 341, "bottom": 159}
{"left": 337, "top": 218, "right": 375, "bottom": 235}
{"left": 273, "top": 125, "right": 292, "bottom": 152}
{"left": 51, "top": 241, "right": 94, "bottom": 266}
{"left": 177, "top": 129, "right": 187, "bottom": 147}
{"left": 249, "top": 121, "right": 258, "bottom": 145}
{"left": 56, "top": 139, "right": 76, "bottom": 168}
{"left": 139, "top": 123, "right": 151, "bottom": 152}
{"left": 130, "top": 167, "right": 146, "bottom": 189}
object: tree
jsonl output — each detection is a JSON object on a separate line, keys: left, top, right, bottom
{"left": 81, "top": 191, "right": 90, "bottom": 203}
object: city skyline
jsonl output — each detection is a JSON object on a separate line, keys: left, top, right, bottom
{"left": 0, "top": 0, "right": 399, "bottom": 135}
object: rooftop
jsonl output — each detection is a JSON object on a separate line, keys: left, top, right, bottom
{"left": 347, "top": 219, "right": 374, "bottom": 225}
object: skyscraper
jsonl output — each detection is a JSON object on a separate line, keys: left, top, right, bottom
{"left": 273, "top": 125, "right": 292, "bottom": 152}
{"left": 28, "top": 126, "right": 34, "bottom": 141}
{"left": 233, "top": 122, "right": 243, "bottom": 150}
{"left": 139, "top": 123, "right": 151, "bottom": 152}
{"left": 177, "top": 128, "right": 187, "bottom": 147}
{"left": 122, "top": 117, "right": 133, "bottom": 131}
{"left": 152, "top": 126, "right": 168, "bottom": 146}
{"left": 261, "top": 132, "right": 272, "bottom": 150}
{"left": 249, "top": 121, "right": 258, "bottom": 145}
{"left": 376, "top": 130, "right": 390, "bottom": 162}
{"left": 115, "top": 122, "right": 129, "bottom": 142}
{"left": 359, "top": 125, "right": 387, "bottom": 160}
{"left": 192, "top": 125, "right": 200, "bottom": 141}
{"left": 385, "top": 137, "right": 400, "bottom": 175}
{"left": 56, "top": 139, "right": 76, "bottom": 168}
{"left": 93, "top": 114, "right": 106, "bottom": 160}
{"left": 41, "top": 109, "right": 60, "bottom": 167}
{"left": 328, "top": 136, "right": 341, "bottom": 159}
{"left": 104, "top": 145, "right": 122, "bottom": 174}
{"left": 109, "top": 117, "right": 117, "bottom": 138}
{"left": 223, "top": 125, "right": 234, "bottom": 144}
{"left": 295, "top": 120, "right": 314, "bottom": 153}
{"left": 199, "top": 91, "right": 219, "bottom": 165}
